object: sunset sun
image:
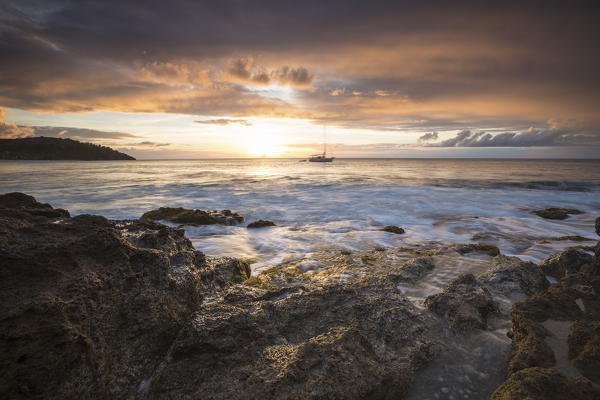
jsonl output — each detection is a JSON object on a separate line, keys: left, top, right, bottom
{"left": 244, "top": 132, "right": 285, "bottom": 157}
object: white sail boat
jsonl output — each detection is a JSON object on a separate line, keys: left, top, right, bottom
{"left": 309, "top": 126, "right": 334, "bottom": 162}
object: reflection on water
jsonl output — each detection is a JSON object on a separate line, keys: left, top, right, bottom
{"left": 1, "top": 159, "right": 599, "bottom": 269}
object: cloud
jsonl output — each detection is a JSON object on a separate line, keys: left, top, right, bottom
{"left": 0, "top": 107, "right": 34, "bottom": 138}
{"left": 0, "top": 1, "right": 599, "bottom": 138}
{"left": 226, "top": 58, "right": 313, "bottom": 87}
{"left": 417, "top": 132, "right": 439, "bottom": 142}
{"left": 0, "top": 108, "right": 139, "bottom": 140}
{"left": 29, "top": 126, "right": 139, "bottom": 140}
{"left": 273, "top": 66, "right": 313, "bottom": 87}
{"left": 195, "top": 119, "right": 252, "bottom": 126}
{"left": 130, "top": 141, "right": 171, "bottom": 147}
{"left": 420, "top": 128, "right": 600, "bottom": 147}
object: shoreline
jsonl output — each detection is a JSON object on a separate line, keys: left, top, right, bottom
{"left": 1, "top": 192, "right": 599, "bottom": 398}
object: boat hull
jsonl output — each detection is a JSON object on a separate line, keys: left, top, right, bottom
{"left": 308, "top": 157, "right": 334, "bottom": 162}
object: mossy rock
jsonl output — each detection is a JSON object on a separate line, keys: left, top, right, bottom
{"left": 141, "top": 207, "right": 243, "bottom": 225}
{"left": 231, "top": 260, "right": 251, "bottom": 283}
{"left": 533, "top": 208, "right": 583, "bottom": 220}
{"left": 382, "top": 225, "right": 405, "bottom": 234}
{"left": 247, "top": 220, "right": 276, "bottom": 228}
{"left": 455, "top": 243, "right": 500, "bottom": 257}
{"left": 244, "top": 265, "right": 304, "bottom": 289}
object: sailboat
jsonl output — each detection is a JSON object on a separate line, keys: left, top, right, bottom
{"left": 308, "top": 127, "right": 335, "bottom": 162}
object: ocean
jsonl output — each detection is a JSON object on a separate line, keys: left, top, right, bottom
{"left": 1, "top": 158, "right": 599, "bottom": 271}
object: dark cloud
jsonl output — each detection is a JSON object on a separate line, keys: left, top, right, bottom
{"left": 273, "top": 66, "right": 313, "bottom": 87}
{"left": 227, "top": 58, "right": 313, "bottom": 87}
{"left": 421, "top": 128, "right": 600, "bottom": 147}
{"left": 0, "top": 1, "right": 599, "bottom": 137}
{"left": 29, "top": 126, "right": 139, "bottom": 140}
{"left": 417, "top": 132, "right": 439, "bottom": 142}
{"left": 195, "top": 119, "right": 252, "bottom": 126}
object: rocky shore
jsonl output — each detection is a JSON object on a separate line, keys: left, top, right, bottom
{"left": 1, "top": 192, "right": 599, "bottom": 399}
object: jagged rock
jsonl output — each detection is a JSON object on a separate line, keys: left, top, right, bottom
{"left": 539, "top": 248, "right": 594, "bottom": 280}
{"left": 595, "top": 216, "right": 600, "bottom": 236}
{"left": 491, "top": 367, "right": 600, "bottom": 400}
{"left": 533, "top": 207, "right": 583, "bottom": 220}
{"left": 141, "top": 206, "right": 243, "bottom": 225}
{"left": 506, "top": 308, "right": 556, "bottom": 374}
{"left": 392, "top": 257, "right": 435, "bottom": 282}
{"left": 247, "top": 219, "right": 276, "bottom": 228}
{"left": 494, "top": 220, "right": 600, "bottom": 396}
{"left": 568, "top": 320, "right": 600, "bottom": 384}
{"left": 0, "top": 191, "right": 69, "bottom": 219}
{"left": 455, "top": 243, "right": 500, "bottom": 256}
{"left": 382, "top": 225, "right": 405, "bottom": 234}
{"left": 142, "top": 281, "right": 442, "bottom": 399}
{"left": 0, "top": 193, "right": 247, "bottom": 399}
{"left": 479, "top": 255, "right": 549, "bottom": 298}
{"left": 425, "top": 274, "right": 497, "bottom": 332}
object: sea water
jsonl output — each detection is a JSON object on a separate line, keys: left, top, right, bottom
{"left": 1, "top": 158, "right": 599, "bottom": 271}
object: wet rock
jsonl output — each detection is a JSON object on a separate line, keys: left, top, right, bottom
{"left": 539, "top": 248, "right": 594, "bottom": 280}
{"left": 533, "top": 207, "right": 584, "bottom": 220}
{"left": 494, "top": 222, "right": 600, "bottom": 396}
{"left": 568, "top": 320, "right": 600, "bottom": 384}
{"left": 0, "top": 194, "right": 247, "bottom": 399}
{"left": 208, "top": 257, "right": 251, "bottom": 284}
{"left": 506, "top": 309, "right": 556, "bottom": 374}
{"left": 141, "top": 206, "right": 243, "bottom": 225}
{"left": 394, "top": 257, "right": 435, "bottom": 282}
{"left": 547, "top": 235, "right": 594, "bottom": 242}
{"left": 247, "top": 219, "right": 276, "bottom": 228}
{"left": 425, "top": 274, "right": 497, "bottom": 332}
{"left": 0, "top": 191, "right": 69, "bottom": 219}
{"left": 491, "top": 367, "right": 600, "bottom": 400}
{"left": 382, "top": 225, "right": 405, "bottom": 234}
{"left": 143, "top": 280, "right": 442, "bottom": 399}
{"left": 455, "top": 243, "right": 500, "bottom": 256}
{"left": 479, "top": 255, "right": 549, "bottom": 298}
{"left": 596, "top": 216, "right": 600, "bottom": 236}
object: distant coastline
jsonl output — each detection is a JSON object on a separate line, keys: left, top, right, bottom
{"left": 0, "top": 137, "right": 135, "bottom": 160}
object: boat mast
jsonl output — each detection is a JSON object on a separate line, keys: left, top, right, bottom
{"left": 323, "top": 126, "right": 327, "bottom": 157}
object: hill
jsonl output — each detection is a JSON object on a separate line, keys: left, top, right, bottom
{"left": 0, "top": 137, "right": 135, "bottom": 160}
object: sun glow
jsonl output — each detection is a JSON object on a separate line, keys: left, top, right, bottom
{"left": 244, "top": 132, "right": 285, "bottom": 157}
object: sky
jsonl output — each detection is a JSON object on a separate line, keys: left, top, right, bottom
{"left": 1, "top": 1, "right": 599, "bottom": 158}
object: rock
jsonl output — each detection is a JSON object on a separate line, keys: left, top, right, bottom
{"left": 141, "top": 206, "right": 243, "bottom": 225}
{"left": 207, "top": 257, "right": 252, "bottom": 284}
{"left": 142, "top": 280, "right": 442, "bottom": 399}
{"left": 568, "top": 320, "right": 600, "bottom": 384}
{"left": 0, "top": 191, "right": 70, "bottom": 219}
{"left": 0, "top": 193, "right": 248, "bottom": 399}
{"left": 533, "top": 207, "right": 584, "bottom": 220}
{"left": 393, "top": 257, "right": 435, "bottom": 282}
{"left": 596, "top": 216, "right": 600, "bottom": 236}
{"left": 455, "top": 243, "right": 500, "bottom": 256}
{"left": 382, "top": 225, "right": 405, "bottom": 234}
{"left": 539, "top": 248, "right": 594, "bottom": 280}
{"left": 491, "top": 367, "right": 600, "bottom": 400}
{"left": 547, "top": 235, "right": 594, "bottom": 242}
{"left": 425, "top": 274, "right": 497, "bottom": 332}
{"left": 494, "top": 220, "right": 600, "bottom": 395}
{"left": 506, "top": 308, "right": 556, "bottom": 374}
{"left": 479, "top": 255, "right": 549, "bottom": 297}
{"left": 247, "top": 219, "right": 276, "bottom": 228}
